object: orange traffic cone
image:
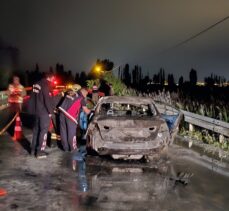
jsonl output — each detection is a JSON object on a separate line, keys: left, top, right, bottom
{"left": 13, "top": 115, "right": 23, "bottom": 141}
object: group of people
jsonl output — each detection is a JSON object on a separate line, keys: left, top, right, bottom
{"left": 28, "top": 73, "right": 93, "bottom": 158}
{"left": 7, "top": 73, "right": 114, "bottom": 159}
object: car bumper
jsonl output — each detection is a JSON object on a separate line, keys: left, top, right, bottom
{"left": 95, "top": 140, "right": 164, "bottom": 155}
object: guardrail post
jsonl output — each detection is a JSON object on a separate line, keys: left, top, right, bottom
{"left": 0, "top": 92, "right": 4, "bottom": 101}
{"left": 189, "top": 123, "right": 194, "bottom": 132}
{"left": 219, "top": 135, "right": 225, "bottom": 144}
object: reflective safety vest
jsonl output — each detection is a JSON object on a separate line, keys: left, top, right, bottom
{"left": 58, "top": 95, "right": 83, "bottom": 125}
{"left": 8, "top": 84, "right": 25, "bottom": 104}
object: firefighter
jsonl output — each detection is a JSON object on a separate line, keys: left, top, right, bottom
{"left": 59, "top": 87, "right": 91, "bottom": 152}
{"left": 30, "top": 73, "right": 54, "bottom": 159}
{"left": 7, "top": 75, "right": 26, "bottom": 112}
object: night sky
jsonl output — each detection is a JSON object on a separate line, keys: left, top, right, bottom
{"left": 0, "top": 0, "right": 229, "bottom": 80}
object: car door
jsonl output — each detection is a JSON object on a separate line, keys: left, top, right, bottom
{"left": 155, "top": 102, "right": 183, "bottom": 141}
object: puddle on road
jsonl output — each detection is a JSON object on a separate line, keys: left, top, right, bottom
{"left": 69, "top": 148, "right": 229, "bottom": 211}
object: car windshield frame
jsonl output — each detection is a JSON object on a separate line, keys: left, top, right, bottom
{"left": 97, "top": 102, "right": 157, "bottom": 117}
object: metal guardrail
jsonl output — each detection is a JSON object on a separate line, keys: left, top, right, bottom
{"left": 155, "top": 102, "right": 229, "bottom": 138}
{"left": 182, "top": 110, "right": 229, "bottom": 137}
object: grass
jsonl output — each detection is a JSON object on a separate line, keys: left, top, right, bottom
{"left": 151, "top": 90, "right": 229, "bottom": 123}
{"left": 179, "top": 126, "right": 229, "bottom": 151}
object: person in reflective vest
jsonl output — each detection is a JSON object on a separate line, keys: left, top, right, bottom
{"left": 7, "top": 75, "right": 26, "bottom": 112}
{"left": 59, "top": 88, "right": 91, "bottom": 152}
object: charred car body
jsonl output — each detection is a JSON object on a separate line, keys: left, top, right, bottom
{"left": 87, "top": 96, "right": 182, "bottom": 160}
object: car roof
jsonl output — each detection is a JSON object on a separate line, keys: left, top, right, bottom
{"left": 98, "top": 96, "right": 155, "bottom": 105}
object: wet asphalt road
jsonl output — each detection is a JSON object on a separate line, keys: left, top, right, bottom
{"left": 0, "top": 132, "right": 229, "bottom": 211}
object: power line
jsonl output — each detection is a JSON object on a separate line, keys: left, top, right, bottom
{"left": 163, "top": 15, "right": 229, "bottom": 52}
{"left": 117, "top": 16, "right": 229, "bottom": 70}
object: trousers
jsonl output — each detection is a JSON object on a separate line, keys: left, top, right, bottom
{"left": 60, "top": 113, "right": 77, "bottom": 151}
{"left": 31, "top": 115, "right": 50, "bottom": 152}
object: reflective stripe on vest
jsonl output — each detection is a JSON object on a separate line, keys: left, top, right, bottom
{"left": 8, "top": 84, "right": 24, "bottom": 103}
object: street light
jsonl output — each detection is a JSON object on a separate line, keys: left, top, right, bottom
{"left": 95, "top": 65, "right": 102, "bottom": 73}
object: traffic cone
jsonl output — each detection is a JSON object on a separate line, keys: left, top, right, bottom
{"left": 13, "top": 115, "right": 23, "bottom": 141}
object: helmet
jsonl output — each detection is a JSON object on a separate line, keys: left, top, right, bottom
{"left": 71, "top": 84, "right": 81, "bottom": 92}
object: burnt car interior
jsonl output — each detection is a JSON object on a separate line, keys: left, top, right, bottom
{"left": 99, "top": 103, "right": 157, "bottom": 117}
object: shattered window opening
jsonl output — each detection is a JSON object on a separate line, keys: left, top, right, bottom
{"left": 99, "top": 103, "right": 156, "bottom": 117}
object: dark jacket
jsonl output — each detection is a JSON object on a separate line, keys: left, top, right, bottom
{"left": 60, "top": 91, "right": 86, "bottom": 110}
{"left": 60, "top": 93, "right": 79, "bottom": 111}
{"left": 59, "top": 91, "right": 86, "bottom": 120}
{"left": 29, "top": 78, "right": 54, "bottom": 116}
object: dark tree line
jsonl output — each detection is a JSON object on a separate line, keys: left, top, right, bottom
{"left": 119, "top": 63, "right": 228, "bottom": 92}
{"left": 2, "top": 55, "right": 228, "bottom": 92}
{"left": 204, "top": 74, "right": 227, "bottom": 86}
{"left": 24, "top": 63, "right": 86, "bottom": 87}
{"left": 23, "top": 58, "right": 114, "bottom": 87}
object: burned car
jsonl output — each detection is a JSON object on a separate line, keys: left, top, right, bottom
{"left": 86, "top": 96, "right": 182, "bottom": 160}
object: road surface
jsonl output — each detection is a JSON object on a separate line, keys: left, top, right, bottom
{"left": 0, "top": 129, "right": 229, "bottom": 211}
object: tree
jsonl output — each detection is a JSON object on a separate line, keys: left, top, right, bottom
{"left": 152, "top": 68, "right": 165, "bottom": 85}
{"left": 189, "top": 68, "right": 197, "bottom": 86}
{"left": 153, "top": 74, "right": 159, "bottom": 84}
{"left": 89, "top": 58, "right": 114, "bottom": 79}
{"left": 101, "top": 59, "right": 114, "bottom": 71}
{"left": 56, "top": 63, "right": 60, "bottom": 73}
{"left": 122, "top": 64, "right": 131, "bottom": 87}
{"left": 35, "top": 63, "right": 39, "bottom": 72}
{"left": 141, "top": 75, "right": 150, "bottom": 92}
{"left": 132, "top": 65, "right": 143, "bottom": 89}
{"left": 67, "top": 70, "right": 74, "bottom": 83}
{"left": 159, "top": 68, "right": 165, "bottom": 86}
{"left": 79, "top": 71, "right": 87, "bottom": 86}
{"left": 75, "top": 72, "right": 80, "bottom": 83}
{"left": 204, "top": 75, "right": 214, "bottom": 86}
{"left": 178, "top": 76, "right": 184, "bottom": 86}
{"left": 49, "top": 66, "right": 54, "bottom": 74}
{"left": 204, "top": 73, "right": 226, "bottom": 86}
{"left": 118, "top": 67, "right": 121, "bottom": 79}
{"left": 132, "top": 65, "right": 139, "bottom": 87}
{"left": 167, "top": 74, "right": 175, "bottom": 86}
